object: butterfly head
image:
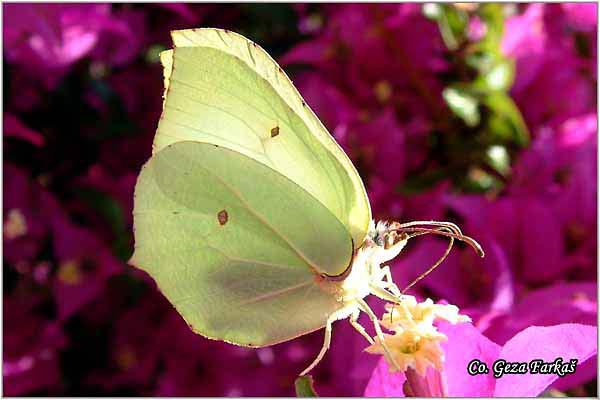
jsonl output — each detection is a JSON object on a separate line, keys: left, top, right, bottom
{"left": 366, "top": 220, "right": 409, "bottom": 264}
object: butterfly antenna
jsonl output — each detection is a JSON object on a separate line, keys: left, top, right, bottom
{"left": 399, "top": 227, "right": 485, "bottom": 257}
{"left": 397, "top": 220, "right": 463, "bottom": 236}
{"left": 387, "top": 223, "right": 484, "bottom": 294}
{"left": 401, "top": 232, "right": 454, "bottom": 294}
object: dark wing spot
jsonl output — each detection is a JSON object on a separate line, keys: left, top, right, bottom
{"left": 217, "top": 210, "right": 229, "bottom": 225}
{"left": 270, "top": 126, "right": 280, "bottom": 137}
{"left": 301, "top": 101, "right": 306, "bottom": 107}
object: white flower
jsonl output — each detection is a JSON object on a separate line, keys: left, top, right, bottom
{"left": 365, "top": 328, "right": 446, "bottom": 376}
{"left": 366, "top": 296, "right": 471, "bottom": 376}
{"left": 381, "top": 296, "right": 471, "bottom": 332}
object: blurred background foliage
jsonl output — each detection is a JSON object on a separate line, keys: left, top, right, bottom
{"left": 3, "top": 3, "right": 597, "bottom": 396}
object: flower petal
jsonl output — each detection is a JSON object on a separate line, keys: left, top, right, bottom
{"left": 484, "top": 282, "right": 597, "bottom": 345}
{"left": 439, "top": 321, "right": 500, "bottom": 397}
{"left": 364, "top": 357, "right": 407, "bottom": 397}
{"left": 552, "top": 356, "right": 597, "bottom": 392}
{"left": 494, "top": 324, "right": 597, "bottom": 396}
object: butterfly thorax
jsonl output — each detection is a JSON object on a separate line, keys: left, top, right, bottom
{"left": 321, "top": 221, "right": 407, "bottom": 321}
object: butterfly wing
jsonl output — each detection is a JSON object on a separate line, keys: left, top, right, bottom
{"left": 130, "top": 141, "right": 347, "bottom": 346}
{"left": 155, "top": 28, "right": 371, "bottom": 253}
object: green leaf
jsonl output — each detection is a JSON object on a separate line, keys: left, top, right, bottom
{"left": 477, "top": 3, "right": 505, "bottom": 48}
{"left": 77, "top": 188, "right": 126, "bottom": 234}
{"left": 464, "top": 167, "right": 502, "bottom": 193}
{"left": 483, "top": 92, "right": 530, "bottom": 146}
{"left": 485, "top": 145, "right": 511, "bottom": 176}
{"left": 443, "top": 86, "right": 480, "bottom": 127}
{"left": 146, "top": 44, "right": 167, "bottom": 64}
{"left": 398, "top": 168, "right": 447, "bottom": 195}
{"left": 474, "top": 59, "right": 514, "bottom": 92}
{"left": 466, "top": 49, "right": 494, "bottom": 72}
{"left": 76, "top": 188, "right": 131, "bottom": 260}
{"left": 443, "top": 6, "right": 468, "bottom": 39}
{"left": 88, "top": 79, "right": 137, "bottom": 139}
{"left": 295, "top": 375, "right": 318, "bottom": 397}
{"left": 424, "top": 4, "right": 468, "bottom": 50}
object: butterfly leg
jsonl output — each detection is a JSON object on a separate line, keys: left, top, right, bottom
{"left": 369, "top": 266, "right": 401, "bottom": 302}
{"left": 356, "top": 298, "right": 400, "bottom": 371}
{"left": 379, "top": 266, "right": 402, "bottom": 297}
{"left": 369, "top": 283, "right": 402, "bottom": 304}
{"left": 349, "top": 308, "right": 374, "bottom": 344}
{"left": 300, "top": 315, "right": 335, "bottom": 376}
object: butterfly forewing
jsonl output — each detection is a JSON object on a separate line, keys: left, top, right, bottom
{"left": 154, "top": 28, "right": 371, "bottom": 253}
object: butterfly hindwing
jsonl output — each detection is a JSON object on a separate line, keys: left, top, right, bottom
{"left": 130, "top": 141, "right": 347, "bottom": 345}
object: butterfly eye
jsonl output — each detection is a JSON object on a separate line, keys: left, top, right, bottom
{"left": 384, "top": 231, "right": 409, "bottom": 249}
{"left": 383, "top": 232, "right": 395, "bottom": 249}
{"left": 383, "top": 232, "right": 397, "bottom": 249}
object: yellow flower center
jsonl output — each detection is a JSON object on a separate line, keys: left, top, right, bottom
{"left": 374, "top": 80, "right": 393, "bottom": 104}
{"left": 400, "top": 340, "right": 420, "bottom": 354}
{"left": 366, "top": 296, "right": 470, "bottom": 376}
{"left": 116, "top": 347, "right": 137, "bottom": 371}
{"left": 3, "top": 209, "right": 27, "bottom": 239}
{"left": 57, "top": 260, "right": 83, "bottom": 285}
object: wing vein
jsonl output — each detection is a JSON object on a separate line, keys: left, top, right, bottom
{"left": 166, "top": 83, "right": 267, "bottom": 141}
{"left": 171, "top": 51, "right": 342, "bottom": 207}
{"left": 161, "top": 155, "right": 319, "bottom": 271}
{"left": 134, "top": 210, "right": 299, "bottom": 271}
{"left": 202, "top": 165, "right": 318, "bottom": 271}
{"left": 173, "top": 54, "right": 278, "bottom": 123}
{"left": 160, "top": 114, "right": 267, "bottom": 159}
{"left": 246, "top": 42, "right": 256, "bottom": 66}
{"left": 236, "top": 280, "right": 313, "bottom": 306}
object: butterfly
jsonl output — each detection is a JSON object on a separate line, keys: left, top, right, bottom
{"left": 130, "top": 28, "right": 483, "bottom": 375}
